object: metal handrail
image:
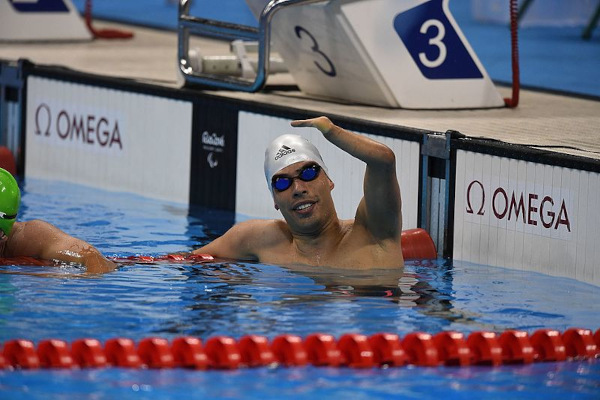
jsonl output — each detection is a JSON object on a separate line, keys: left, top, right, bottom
{"left": 178, "top": 0, "right": 329, "bottom": 91}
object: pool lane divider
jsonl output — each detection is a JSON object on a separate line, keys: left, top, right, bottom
{"left": 0, "top": 228, "right": 437, "bottom": 267}
{"left": 1, "top": 328, "right": 598, "bottom": 370}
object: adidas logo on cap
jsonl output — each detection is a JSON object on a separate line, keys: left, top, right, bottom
{"left": 274, "top": 145, "right": 295, "bottom": 161}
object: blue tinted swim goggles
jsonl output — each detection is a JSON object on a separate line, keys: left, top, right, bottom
{"left": 271, "top": 164, "right": 321, "bottom": 192}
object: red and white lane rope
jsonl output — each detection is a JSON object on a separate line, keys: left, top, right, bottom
{"left": 2, "top": 328, "right": 598, "bottom": 370}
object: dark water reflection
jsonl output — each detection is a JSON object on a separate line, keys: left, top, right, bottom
{"left": 144, "top": 258, "right": 491, "bottom": 339}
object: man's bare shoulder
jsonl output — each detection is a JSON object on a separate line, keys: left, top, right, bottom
{"left": 195, "top": 218, "right": 290, "bottom": 260}
{"left": 232, "top": 219, "right": 290, "bottom": 243}
{"left": 4, "top": 220, "right": 60, "bottom": 257}
{"left": 12, "top": 219, "right": 52, "bottom": 232}
{"left": 8, "top": 220, "right": 53, "bottom": 243}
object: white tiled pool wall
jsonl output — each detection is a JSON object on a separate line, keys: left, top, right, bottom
{"left": 23, "top": 76, "right": 600, "bottom": 286}
{"left": 454, "top": 151, "right": 599, "bottom": 286}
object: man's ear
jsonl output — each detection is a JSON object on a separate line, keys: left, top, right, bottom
{"left": 329, "top": 179, "right": 335, "bottom": 191}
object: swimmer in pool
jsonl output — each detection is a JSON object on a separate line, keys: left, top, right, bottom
{"left": 194, "top": 116, "right": 403, "bottom": 269}
{"left": 0, "top": 168, "right": 116, "bottom": 273}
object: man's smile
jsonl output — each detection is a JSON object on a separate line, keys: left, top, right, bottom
{"left": 292, "top": 201, "right": 316, "bottom": 214}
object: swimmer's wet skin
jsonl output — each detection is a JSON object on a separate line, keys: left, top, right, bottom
{"left": 0, "top": 168, "right": 116, "bottom": 274}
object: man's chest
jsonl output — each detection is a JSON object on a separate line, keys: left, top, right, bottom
{"left": 261, "top": 240, "right": 400, "bottom": 268}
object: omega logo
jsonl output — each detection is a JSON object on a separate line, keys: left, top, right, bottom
{"left": 466, "top": 180, "right": 571, "bottom": 232}
{"left": 34, "top": 103, "right": 123, "bottom": 150}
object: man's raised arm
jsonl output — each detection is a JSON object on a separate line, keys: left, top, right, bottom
{"left": 291, "top": 116, "right": 402, "bottom": 241}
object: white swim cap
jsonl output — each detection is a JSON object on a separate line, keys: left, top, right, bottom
{"left": 264, "top": 134, "right": 328, "bottom": 192}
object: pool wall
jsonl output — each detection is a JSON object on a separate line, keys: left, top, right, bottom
{"left": 2, "top": 61, "right": 599, "bottom": 286}
{"left": 454, "top": 150, "right": 598, "bottom": 285}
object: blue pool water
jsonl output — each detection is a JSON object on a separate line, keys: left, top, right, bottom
{"left": 0, "top": 179, "right": 599, "bottom": 399}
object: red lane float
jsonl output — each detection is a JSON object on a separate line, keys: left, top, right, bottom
{"left": 71, "top": 338, "right": 108, "bottom": 368}
{"left": 271, "top": 335, "right": 308, "bottom": 367}
{"left": 1, "top": 327, "right": 597, "bottom": 371}
{"left": 0, "top": 146, "right": 17, "bottom": 176}
{"left": 204, "top": 336, "right": 241, "bottom": 369}
{"left": 338, "top": 334, "right": 375, "bottom": 368}
{"left": 104, "top": 338, "right": 142, "bottom": 368}
{"left": 37, "top": 339, "right": 74, "bottom": 368}
{"left": 239, "top": 335, "right": 276, "bottom": 367}
{"left": 3, "top": 339, "right": 40, "bottom": 369}
{"left": 0, "top": 256, "right": 57, "bottom": 266}
{"left": 304, "top": 333, "right": 342, "bottom": 367}
{"left": 432, "top": 331, "right": 470, "bottom": 366}
{"left": 401, "top": 332, "right": 439, "bottom": 367}
{"left": 530, "top": 329, "right": 567, "bottom": 362}
{"left": 107, "top": 253, "right": 215, "bottom": 265}
{"left": 467, "top": 331, "right": 503, "bottom": 366}
{"left": 368, "top": 333, "right": 407, "bottom": 367}
{"left": 171, "top": 336, "right": 208, "bottom": 369}
{"left": 401, "top": 228, "right": 437, "bottom": 260}
{"left": 138, "top": 337, "right": 175, "bottom": 369}
{"left": 562, "top": 328, "right": 597, "bottom": 359}
{"left": 498, "top": 330, "right": 535, "bottom": 364}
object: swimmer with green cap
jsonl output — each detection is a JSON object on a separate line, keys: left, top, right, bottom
{"left": 0, "top": 168, "right": 20, "bottom": 240}
{"left": 193, "top": 116, "right": 404, "bottom": 269}
{"left": 0, "top": 168, "right": 116, "bottom": 273}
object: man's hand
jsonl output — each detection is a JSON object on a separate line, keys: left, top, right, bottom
{"left": 79, "top": 249, "right": 118, "bottom": 274}
{"left": 291, "top": 116, "right": 334, "bottom": 135}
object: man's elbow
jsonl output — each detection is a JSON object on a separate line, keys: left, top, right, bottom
{"left": 374, "top": 145, "right": 396, "bottom": 168}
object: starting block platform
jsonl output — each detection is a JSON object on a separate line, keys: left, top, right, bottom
{"left": 179, "top": 0, "right": 504, "bottom": 109}
{"left": 0, "top": 0, "right": 92, "bottom": 41}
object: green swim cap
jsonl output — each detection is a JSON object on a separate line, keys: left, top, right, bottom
{"left": 0, "top": 168, "right": 20, "bottom": 237}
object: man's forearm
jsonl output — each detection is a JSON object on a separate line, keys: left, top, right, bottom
{"left": 292, "top": 116, "right": 395, "bottom": 167}
{"left": 47, "top": 243, "right": 116, "bottom": 273}
{"left": 324, "top": 123, "right": 396, "bottom": 168}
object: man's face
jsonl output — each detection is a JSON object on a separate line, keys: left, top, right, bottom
{"left": 272, "top": 161, "right": 335, "bottom": 233}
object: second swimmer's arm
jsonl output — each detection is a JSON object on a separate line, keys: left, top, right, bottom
{"left": 193, "top": 219, "right": 263, "bottom": 262}
{"left": 6, "top": 220, "right": 117, "bottom": 273}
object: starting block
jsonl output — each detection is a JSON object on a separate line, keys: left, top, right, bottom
{"left": 0, "top": 0, "right": 92, "bottom": 41}
{"left": 179, "top": 0, "right": 504, "bottom": 109}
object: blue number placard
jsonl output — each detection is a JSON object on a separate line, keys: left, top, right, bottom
{"left": 393, "top": 0, "right": 482, "bottom": 80}
{"left": 9, "top": 0, "right": 69, "bottom": 13}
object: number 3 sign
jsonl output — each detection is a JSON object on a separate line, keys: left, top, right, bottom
{"left": 393, "top": 0, "right": 483, "bottom": 80}
{"left": 267, "top": 0, "right": 503, "bottom": 109}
